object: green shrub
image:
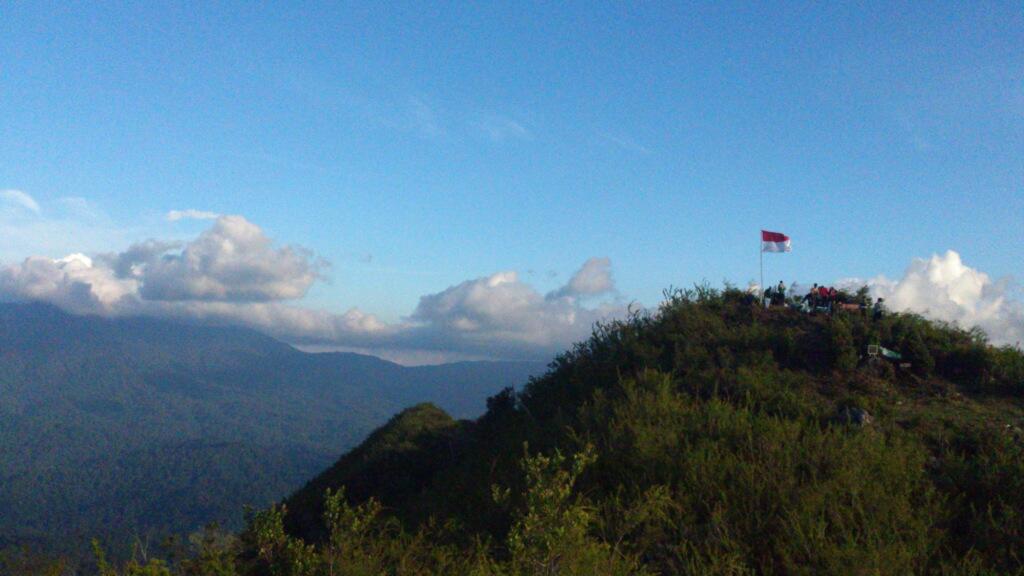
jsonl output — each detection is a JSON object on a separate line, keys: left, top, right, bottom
{"left": 829, "top": 318, "right": 859, "bottom": 372}
{"left": 990, "top": 346, "right": 1024, "bottom": 394}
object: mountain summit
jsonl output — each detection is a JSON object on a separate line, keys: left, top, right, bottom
{"left": 263, "top": 286, "right": 1023, "bottom": 575}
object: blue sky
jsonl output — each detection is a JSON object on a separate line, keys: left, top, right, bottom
{"left": 1, "top": 3, "right": 1022, "bottom": 360}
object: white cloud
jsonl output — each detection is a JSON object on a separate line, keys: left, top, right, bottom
{"left": 406, "top": 259, "right": 624, "bottom": 356}
{"left": 0, "top": 247, "right": 386, "bottom": 347}
{"left": 549, "top": 257, "right": 614, "bottom": 299}
{"left": 855, "top": 251, "right": 1023, "bottom": 347}
{"left": 1, "top": 190, "right": 41, "bottom": 214}
{"left": 167, "top": 209, "right": 220, "bottom": 221}
{"left": 0, "top": 254, "right": 138, "bottom": 314}
{"left": 136, "top": 215, "right": 322, "bottom": 302}
{"left": 0, "top": 215, "right": 322, "bottom": 309}
{"left": 94, "top": 239, "right": 180, "bottom": 281}
{"left": 169, "top": 258, "right": 624, "bottom": 360}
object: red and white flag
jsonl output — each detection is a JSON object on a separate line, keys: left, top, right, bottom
{"left": 761, "top": 230, "right": 791, "bottom": 253}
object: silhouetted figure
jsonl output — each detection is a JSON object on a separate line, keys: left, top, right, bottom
{"left": 774, "top": 281, "right": 786, "bottom": 306}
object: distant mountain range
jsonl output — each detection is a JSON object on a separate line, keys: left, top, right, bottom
{"left": 0, "top": 303, "right": 545, "bottom": 555}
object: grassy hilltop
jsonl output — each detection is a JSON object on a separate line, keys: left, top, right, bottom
{"left": 13, "top": 286, "right": 1024, "bottom": 575}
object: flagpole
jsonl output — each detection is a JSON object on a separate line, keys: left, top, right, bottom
{"left": 759, "top": 231, "right": 764, "bottom": 306}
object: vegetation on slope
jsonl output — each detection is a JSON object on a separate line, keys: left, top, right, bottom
{"left": 11, "top": 286, "right": 1024, "bottom": 575}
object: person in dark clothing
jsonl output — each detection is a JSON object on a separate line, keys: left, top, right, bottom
{"left": 873, "top": 297, "right": 886, "bottom": 320}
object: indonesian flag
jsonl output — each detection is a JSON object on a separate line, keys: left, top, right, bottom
{"left": 761, "top": 230, "right": 791, "bottom": 253}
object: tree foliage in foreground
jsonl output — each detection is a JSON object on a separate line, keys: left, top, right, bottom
{"left": 89, "top": 445, "right": 650, "bottom": 576}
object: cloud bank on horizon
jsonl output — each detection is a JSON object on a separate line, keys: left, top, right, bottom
{"left": 0, "top": 196, "right": 627, "bottom": 361}
{"left": 1, "top": 191, "right": 1021, "bottom": 361}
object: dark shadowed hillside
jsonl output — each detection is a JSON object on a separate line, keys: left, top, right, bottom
{"left": 0, "top": 303, "right": 545, "bottom": 558}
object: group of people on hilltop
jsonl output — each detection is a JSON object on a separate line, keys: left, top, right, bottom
{"left": 762, "top": 282, "right": 840, "bottom": 310}
{"left": 762, "top": 280, "right": 887, "bottom": 319}
{"left": 804, "top": 283, "right": 839, "bottom": 310}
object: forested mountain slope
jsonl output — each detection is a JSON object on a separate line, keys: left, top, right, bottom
{"left": 0, "top": 303, "right": 544, "bottom": 557}
{"left": 266, "top": 286, "right": 1023, "bottom": 574}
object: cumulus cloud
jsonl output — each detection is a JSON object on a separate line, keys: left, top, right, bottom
{"left": 98, "top": 239, "right": 182, "bottom": 278}
{"left": 1, "top": 189, "right": 41, "bottom": 214}
{"left": 0, "top": 215, "right": 322, "bottom": 308}
{"left": 137, "top": 215, "right": 322, "bottom": 302}
{"left": 167, "top": 209, "right": 220, "bottom": 221}
{"left": 855, "top": 251, "right": 1023, "bottom": 347}
{"left": 406, "top": 259, "right": 624, "bottom": 356}
{"left": 0, "top": 253, "right": 137, "bottom": 314}
{"left": 548, "top": 257, "right": 614, "bottom": 299}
